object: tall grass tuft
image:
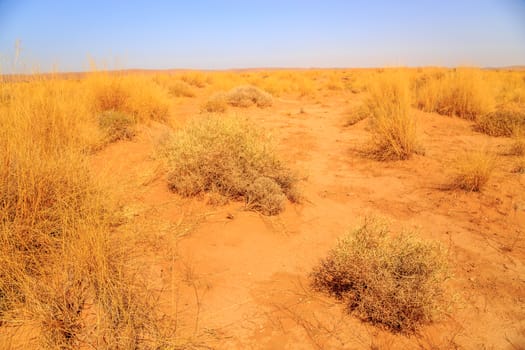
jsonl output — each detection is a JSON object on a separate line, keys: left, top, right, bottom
{"left": 451, "top": 150, "right": 496, "bottom": 191}
{"left": 415, "top": 68, "right": 494, "bottom": 120}
{"left": 0, "top": 74, "right": 174, "bottom": 348}
{"left": 366, "top": 71, "right": 419, "bottom": 160}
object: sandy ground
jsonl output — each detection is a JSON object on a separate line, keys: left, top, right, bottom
{"left": 92, "top": 90, "right": 525, "bottom": 349}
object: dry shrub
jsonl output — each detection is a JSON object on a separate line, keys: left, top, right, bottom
{"left": 475, "top": 105, "right": 525, "bottom": 137}
{"left": 87, "top": 73, "right": 171, "bottom": 123}
{"left": 311, "top": 217, "right": 449, "bottom": 333}
{"left": 226, "top": 85, "right": 273, "bottom": 108}
{"left": 366, "top": 71, "right": 419, "bottom": 160}
{"left": 167, "top": 80, "right": 196, "bottom": 98}
{"left": 165, "top": 115, "right": 299, "bottom": 215}
{"left": 202, "top": 92, "right": 228, "bottom": 113}
{"left": 451, "top": 150, "right": 496, "bottom": 191}
{"left": 98, "top": 111, "right": 137, "bottom": 143}
{"left": 415, "top": 68, "right": 494, "bottom": 120}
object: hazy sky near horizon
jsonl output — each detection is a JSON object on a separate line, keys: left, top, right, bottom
{"left": 0, "top": 0, "right": 524, "bottom": 72}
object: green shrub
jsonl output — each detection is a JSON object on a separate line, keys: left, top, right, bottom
{"left": 165, "top": 115, "right": 299, "bottom": 215}
{"left": 311, "top": 217, "right": 449, "bottom": 333}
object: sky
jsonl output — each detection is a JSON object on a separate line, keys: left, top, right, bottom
{"left": 0, "top": 0, "right": 524, "bottom": 72}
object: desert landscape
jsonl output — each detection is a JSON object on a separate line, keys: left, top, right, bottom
{"left": 1, "top": 66, "right": 524, "bottom": 349}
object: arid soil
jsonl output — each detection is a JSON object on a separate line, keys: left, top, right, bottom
{"left": 92, "top": 90, "right": 525, "bottom": 349}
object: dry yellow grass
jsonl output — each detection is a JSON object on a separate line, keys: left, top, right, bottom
{"left": 0, "top": 74, "right": 177, "bottom": 349}
{"left": 415, "top": 67, "right": 495, "bottom": 120}
{"left": 202, "top": 92, "right": 228, "bottom": 113}
{"left": 86, "top": 72, "right": 172, "bottom": 123}
{"left": 451, "top": 150, "right": 496, "bottom": 191}
{"left": 365, "top": 70, "right": 420, "bottom": 160}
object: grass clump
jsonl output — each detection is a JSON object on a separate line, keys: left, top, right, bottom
{"left": 167, "top": 80, "right": 196, "bottom": 98}
{"left": 311, "top": 217, "right": 449, "bottom": 333}
{"left": 226, "top": 85, "right": 273, "bottom": 108}
{"left": 0, "top": 75, "right": 176, "bottom": 348}
{"left": 415, "top": 68, "right": 494, "bottom": 120}
{"left": 98, "top": 111, "right": 137, "bottom": 143}
{"left": 366, "top": 71, "right": 419, "bottom": 160}
{"left": 451, "top": 151, "right": 496, "bottom": 191}
{"left": 165, "top": 115, "right": 299, "bottom": 215}
{"left": 475, "top": 105, "right": 525, "bottom": 137}
{"left": 202, "top": 92, "right": 228, "bottom": 113}
{"left": 87, "top": 73, "right": 171, "bottom": 123}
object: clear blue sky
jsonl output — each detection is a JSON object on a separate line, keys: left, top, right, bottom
{"left": 0, "top": 0, "right": 524, "bottom": 72}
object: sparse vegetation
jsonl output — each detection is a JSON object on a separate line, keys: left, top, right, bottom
{"left": 365, "top": 71, "right": 420, "bottom": 160}
{"left": 311, "top": 217, "right": 449, "bottom": 333}
{"left": 451, "top": 150, "right": 496, "bottom": 191}
{"left": 164, "top": 115, "right": 299, "bottom": 215}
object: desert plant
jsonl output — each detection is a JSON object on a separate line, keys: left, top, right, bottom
{"left": 202, "top": 92, "right": 228, "bottom": 113}
{"left": 0, "top": 74, "right": 176, "bottom": 348}
{"left": 415, "top": 68, "right": 494, "bottom": 120}
{"left": 87, "top": 73, "right": 171, "bottom": 122}
{"left": 451, "top": 150, "right": 496, "bottom": 191}
{"left": 226, "top": 85, "right": 273, "bottom": 108}
{"left": 475, "top": 105, "right": 525, "bottom": 137}
{"left": 164, "top": 115, "right": 299, "bottom": 215}
{"left": 167, "top": 80, "right": 196, "bottom": 98}
{"left": 366, "top": 71, "right": 419, "bottom": 160}
{"left": 311, "top": 217, "right": 449, "bottom": 333}
{"left": 98, "top": 111, "right": 137, "bottom": 143}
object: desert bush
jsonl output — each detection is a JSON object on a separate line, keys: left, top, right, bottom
{"left": 98, "top": 111, "right": 137, "bottom": 143}
{"left": 226, "top": 85, "right": 273, "bottom": 108}
{"left": 167, "top": 80, "right": 196, "bottom": 98}
{"left": 451, "top": 151, "right": 496, "bottom": 191}
{"left": 202, "top": 92, "right": 228, "bottom": 113}
{"left": 311, "top": 217, "right": 449, "bottom": 333}
{"left": 165, "top": 115, "right": 299, "bottom": 215}
{"left": 365, "top": 71, "right": 419, "bottom": 160}
{"left": 475, "top": 105, "right": 525, "bottom": 137}
{"left": 415, "top": 68, "right": 494, "bottom": 120}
